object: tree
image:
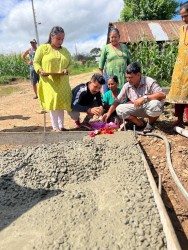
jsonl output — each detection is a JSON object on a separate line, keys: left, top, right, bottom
{"left": 90, "top": 48, "right": 101, "bottom": 57}
{"left": 73, "top": 53, "right": 94, "bottom": 62}
{"left": 120, "top": 0, "right": 179, "bottom": 21}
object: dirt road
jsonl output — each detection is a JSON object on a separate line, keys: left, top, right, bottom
{"left": 0, "top": 72, "right": 95, "bottom": 132}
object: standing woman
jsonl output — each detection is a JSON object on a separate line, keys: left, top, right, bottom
{"left": 34, "top": 26, "right": 72, "bottom": 132}
{"left": 99, "top": 28, "right": 130, "bottom": 92}
{"left": 167, "top": 1, "right": 188, "bottom": 127}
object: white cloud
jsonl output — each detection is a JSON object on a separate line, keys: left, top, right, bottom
{"left": 0, "top": 0, "right": 18, "bottom": 17}
{"left": 0, "top": 0, "right": 124, "bottom": 55}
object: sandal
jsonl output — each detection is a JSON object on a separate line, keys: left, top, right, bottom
{"left": 143, "top": 123, "right": 153, "bottom": 133}
{"left": 136, "top": 124, "right": 145, "bottom": 131}
{"left": 172, "top": 120, "right": 184, "bottom": 128}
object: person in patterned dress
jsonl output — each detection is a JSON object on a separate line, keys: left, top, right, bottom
{"left": 34, "top": 26, "right": 72, "bottom": 132}
{"left": 167, "top": 1, "right": 188, "bottom": 127}
{"left": 99, "top": 27, "right": 130, "bottom": 93}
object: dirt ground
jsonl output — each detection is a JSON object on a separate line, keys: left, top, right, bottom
{"left": 0, "top": 72, "right": 188, "bottom": 249}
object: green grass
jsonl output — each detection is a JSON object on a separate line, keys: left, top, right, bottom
{"left": 0, "top": 65, "right": 97, "bottom": 97}
{"left": 0, "top": 67, "right": 97, "bottom": 85}
{"left": 0, "top": 54, "right": 29, "bottom": 80}
{"left": 0, "top": 76, "right": 26, "bottom": 84}
{"left": 70, "top": 67, "right": 97, "bottom": 76}
{"left": 0, "top": 53, "right": 98, "bottom": 84}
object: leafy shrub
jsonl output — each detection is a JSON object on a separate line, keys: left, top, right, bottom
{"left": 0, "top": 54, "right": 98, "bottom": 84}
{"left": 129, "top": 40, "right": 179, "bottom": 86}
{"left": 0, "top": 54, "right": 29, "bottom": 78}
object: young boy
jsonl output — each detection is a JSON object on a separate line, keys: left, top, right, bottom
{"left": 69, "top": 73, "right": 105, "bottom": 127}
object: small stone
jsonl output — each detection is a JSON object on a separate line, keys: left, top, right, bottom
{"left": 75, "top": 193, "right": 81, "bottom": 199}
{"left": 62, "top": 167, "right": 67, "bottom": 173}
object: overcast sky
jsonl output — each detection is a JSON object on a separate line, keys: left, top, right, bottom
{"left": 0, "top": 0, "right": 124, "bottom": 55}
{"left": 0, "top": 0, "right": 185, "bottom": 56}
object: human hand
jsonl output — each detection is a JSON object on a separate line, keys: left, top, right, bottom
{"left": 102, "top": 113, "right": 110, "bottom": 123}
{"left": 61, "top": 69, "right": 68, "bottom": 75}
{"left": 88, "top": 107, "right": 103, "bottom": 116}
{"left": 28, "top": 60, "right": 33, "bottom": 65}
{"left": 134, "top": 97, "right": 144, "bottom": 108}
{"left": 39, "top": 69, "right": 49, "bottom": 76}
{"left": 98, "top": 106, "right": 104, "bottom": 116}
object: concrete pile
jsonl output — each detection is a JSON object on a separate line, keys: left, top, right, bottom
{"left": 0, "top": 133, "right": 167, "bottom": 250}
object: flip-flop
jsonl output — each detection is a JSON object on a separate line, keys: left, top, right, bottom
{"left": 143, "top": 124, "right": 153, "bottom": 133}
{"left": 136, "top": 124, "right": 145, "bottom": 131}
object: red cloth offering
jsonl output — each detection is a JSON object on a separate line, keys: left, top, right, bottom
{"left": 89, "top": 120, "right": 119, "bottom": 137}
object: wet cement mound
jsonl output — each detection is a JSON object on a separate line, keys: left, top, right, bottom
{"left": 0, "top": 133, "right": 167, "bottom": 249}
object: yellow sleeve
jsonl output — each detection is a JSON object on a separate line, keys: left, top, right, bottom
{"left": 65, "top": 48, "right": 73, "bottom": 72}
{"left": 33, "top": 44, "right": 44, "bottom": 73}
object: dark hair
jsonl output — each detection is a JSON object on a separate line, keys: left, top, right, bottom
{"left": 109, "top": 28, "right": 120, "bottom": 38}
{"left": 126, "top": 62, "right": 141, "bottom": 74}
{"left": 107, "top": 75, "right": 119, "bottom": 84}
{"left": 91, "top": 73, "right": 105, "bottom": 85}
{"left": 46, "top": 26, "right": 65, "bottom": 44}
{"left": 180, "top": 1, "right": 188, "bottom": 11}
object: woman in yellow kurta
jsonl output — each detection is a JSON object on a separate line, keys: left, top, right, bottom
{"left": 34, "top": 26, "right": 72, "bottom": 132}
{"left": 167, "top": 2, "right": 188, "bottom": 127}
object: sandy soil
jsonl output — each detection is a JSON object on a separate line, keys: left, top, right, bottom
{"left": 0, "top": 72, "right": 94, "bottom": 133}
{"left": 0, "top": 72, "right": 188, "bottom": 249}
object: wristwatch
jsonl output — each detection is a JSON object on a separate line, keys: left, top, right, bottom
{"left": 143, "top": 95, "right": 148, "bottom": 103}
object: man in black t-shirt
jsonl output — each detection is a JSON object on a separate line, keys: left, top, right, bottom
{"left": 69, "top": 73, "right": 105, "bottom": 128}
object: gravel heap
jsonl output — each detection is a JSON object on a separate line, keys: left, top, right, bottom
{"left": 0, "top": 139, "right": 120, "bottom": 190}
{"left": 0, "top": 133, "right": 167, "bottom": 250}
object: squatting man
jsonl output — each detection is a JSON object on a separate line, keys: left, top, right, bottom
{"left": 68, "top": 73, "right": 105, "bottom": 128}
{"left": 102, "top": 62, "right": 166, "bottom": 133}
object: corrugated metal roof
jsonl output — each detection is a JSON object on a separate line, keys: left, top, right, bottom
{"left": 107, "top": 20, "right": 184, "bottom": 43}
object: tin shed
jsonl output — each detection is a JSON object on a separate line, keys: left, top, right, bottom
{"left": 107, "top": 20, "right": 184, "bottom": 44}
